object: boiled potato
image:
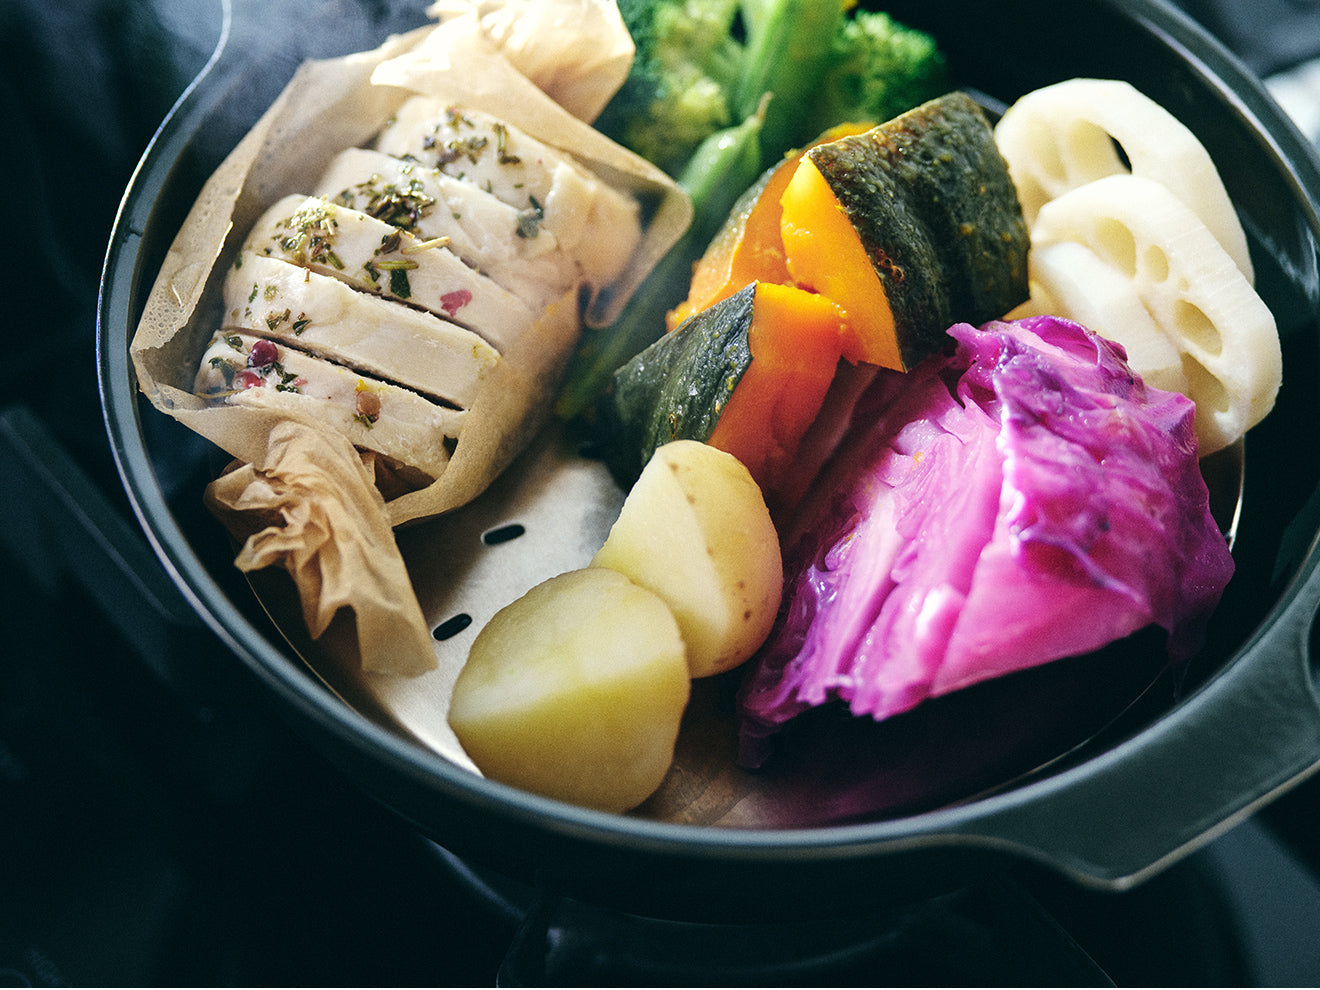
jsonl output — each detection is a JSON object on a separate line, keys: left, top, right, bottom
{"left": 591, "top": 440, "right": 783, "bottom": 678}
{"left": 448, "top": 566, "right": 689, "bottom": 813}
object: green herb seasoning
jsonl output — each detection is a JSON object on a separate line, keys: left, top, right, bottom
{"left": 389, "top": 267, "right": 412, "bottom": 298}
{"left": 275, "top": 368, "right": 302, "bottom": 393}
{"left": 339, "top": 172, "right": 437, "bottom": 232}
{"left": 208, "top": 356, "right": 236, "bottom": 388}
{"left": 265, "top": 307, "right": 291, "bottom": 332}
{"left": 516, "top": 195, "right": 544, "bottom": 240}
{"left": 493, "top": 122, "right": 520, "bottom": 165}
{"left": 276, "top": 203, "right": 344, "bottom": 269}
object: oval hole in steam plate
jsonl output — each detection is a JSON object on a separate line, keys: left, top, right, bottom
{"left": 433, "top": 613, "right": 474, "bottom": 641}
{"left": 481, "top": 522, "right": 527, "bottom": 546}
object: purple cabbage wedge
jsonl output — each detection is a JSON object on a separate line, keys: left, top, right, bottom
{"left": 736, "top": 315, "right": 1235, "bottom": 767}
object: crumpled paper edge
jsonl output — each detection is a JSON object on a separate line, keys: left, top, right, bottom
{"left": 425, "top": 0, "right": 634, "bottom": 123}
{"left": 205, "top": 419, "right": 438, "bottom": 676}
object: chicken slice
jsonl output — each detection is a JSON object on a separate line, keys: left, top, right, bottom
{"left": 243, "top": 194, "right": 535, "bottom": 351}
{"left": 374, "top": 97, "right": 642, "bottom": 288}
{"left": 314, "top": 147, "right": 583, "bottom": 309}
{"left": 195, "top": 330, "right": 464, "bottom": 481}
{"left": 223, "top": 252, "right": 498, "bottom": 409}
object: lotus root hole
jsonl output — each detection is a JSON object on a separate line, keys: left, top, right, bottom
{"left": 1094, "top": 217, "right": 1138, "bottom": 277}
{"left": 1181, "top": 352, "right": 1231, "bottom": 415}
{"left": 1141, "top": 243, "right": 1171, "bottom": 283}
{"left": 1063, "top": 120, "right": 1127, "bottom": 183}
{"left": 1172, "top": 298, "right": 1223, "bottom": 358}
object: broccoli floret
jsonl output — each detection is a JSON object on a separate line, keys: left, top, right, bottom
{"left": 596, "top": 2, "right": 947, "bottom": 180}
{"left": 595, "top": 0, "right": 744, "bottom": 177}
{"left": 819, "top": 10, "right": 950, "bottom": 126}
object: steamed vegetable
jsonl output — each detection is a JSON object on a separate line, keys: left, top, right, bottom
{"left": 601, "top": 282, "right": 845, "bottom": 497}
{"left": 449, "top": 439, "right": 782, "bottom": 811}
{"left": 994, "top": 79, "right": 1281, "bottom": 456}
{"left": 591, "top": 439, "right": 784, "bottom": 677}
{"left": 556, "top": 0, "right": 950, "bottom": 419}
{"left": 993, "top": 77, "right": 1253, "bottom": 282}
{"left": 737, "top": 315, "right": 1236, "bottom": 766}
{"left": 817, "top": 9, "right": 952, "bottom": 138}
{"left": 666, "top": 120, "right": 873, "bottom": 329}
{"left": 594, "top": 0, "right": 947, "bottom": 179}
{"left": 448, "top": 566, "right": 690, "bottom": 813}
{"left": 1016, "top": 174, "right": 1279, "bottom": 457}
{"left": 782, "top": 91, "right": 1029, "bottom": 369}
{"left": 599, "top": 94, "right": 1028, "bottom": 498}
{"left": 592, "top": 0, "right": 747, "bottom": 178}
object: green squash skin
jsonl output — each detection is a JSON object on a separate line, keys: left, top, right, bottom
{"left": 806, "top": 91, "right": 1030, "bottom": 369}
{"left": 596, "top": 283, "right": 757, "bottom": 486}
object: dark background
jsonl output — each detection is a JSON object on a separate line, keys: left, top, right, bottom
{"left": 4, "top": 0, "right": 1320, "bottom": 984}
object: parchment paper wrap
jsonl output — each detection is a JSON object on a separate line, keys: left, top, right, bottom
{"left": 129, "top": 3, "right": 690, "bottom": 677}
{"left": 424, "top": 0, "right": 634, "bottom": 123}
{"left": 205, "top": 420, "right": 438, "bottom": 676}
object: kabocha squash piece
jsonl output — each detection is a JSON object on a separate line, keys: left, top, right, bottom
{"left": 706, "top": 283, "right": 845, "bottom": 494}
{"left": 781, "top": 158, "right": 906, "bottom": 367}
{"left": 783, "top": 91, "right": 1030, "bottom": 370}
{"left": 600, "top": 282, "right": 845, "bottom": 495}
{"left": 602, "top": 285, "right": 754, "bottom": 486}
{"left": 667, "top": 164, "right": 792, "bottom": 333}
{"left": 668, "top": 122, "right": 875, "bottom": 331}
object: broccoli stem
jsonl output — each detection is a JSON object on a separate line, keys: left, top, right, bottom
{"left": 733, "top": 0, "right": 846, "bottom": 165}
{"left": 555, "top": 109, "right": 766, "bottom": 422}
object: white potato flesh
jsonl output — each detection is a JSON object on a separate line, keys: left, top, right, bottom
{"left": 448, "top": 567, "right": 689, "bottom": 813}
{"left": 591, "top": 440, "right": 783, "bottom": 678}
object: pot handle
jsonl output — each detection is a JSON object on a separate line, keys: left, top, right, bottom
{"left": 958, "top": 553, "right": 1320, "bottom": 888}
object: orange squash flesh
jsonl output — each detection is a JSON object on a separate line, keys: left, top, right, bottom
{"left": 667, "top": 167, "right": 790, "bottom": 331}
{"left": 668, "top": 122, "right": 874, "bottom": 332}
{"left": 707, "top": 283, "right": 845, "bottom": 494}
{"left": 780, "top": 157, "right": 902, "bottom": 370}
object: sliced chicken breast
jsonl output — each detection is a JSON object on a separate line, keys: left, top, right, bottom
{"left": 195, "top": 330, "right": 464, "bottom": 481}
{"left": 374, "top": 97, "right": 642, "bottom": 287}
{"left": 223, "top": 252, "right": 498, "bottom": 408}
{"left": 243, "top": 194, "right": 535, "bottom": 351}
{"left": 314, "top": 147, "right": 583, "bottom": 309}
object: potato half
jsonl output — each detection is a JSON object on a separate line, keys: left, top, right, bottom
{"left": 591, "top": 440, "right": 784, "bottom": 677}
{"left": 448, "top": 567, "right": 690, "bottom": 813}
